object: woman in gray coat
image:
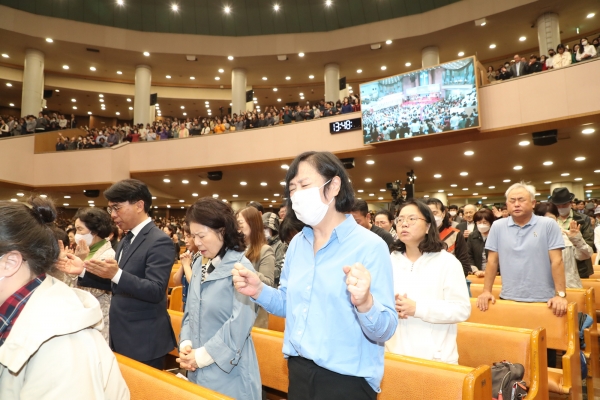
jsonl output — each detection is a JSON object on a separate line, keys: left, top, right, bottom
{"left": 177, "top": 198, "right": 261, "bottom": 400}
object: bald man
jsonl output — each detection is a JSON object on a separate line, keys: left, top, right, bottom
{"left": 456, "top": 204, "right": 477, "bottom": 239}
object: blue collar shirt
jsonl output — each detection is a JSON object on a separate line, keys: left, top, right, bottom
{"left": 254, "top": 215, "right": 397, "bottom": 392}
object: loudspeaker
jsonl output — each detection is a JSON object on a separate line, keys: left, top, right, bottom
{"left": 532, "top": 129, "right": 557, "bottom": 146}
{"left": 83, "top": 190, "right": 100, "bottom": 198}
{"left": 43, "top": 90, "right": 53, "bottom": 99}
{"left": 207, "top": 171, "right": 223, "bottom": 181}
{"left": 405, "top": 184, "right": 414, "bottom": 200}
{"left": 246, "top": 90, "right": 254, "bottom": 103}
{"left": 150, "top": 93, "right": 158, "bottom": 106}
{"left": 339, "top": 77, "right": 347, "bottom": 91}
{"left": 340, "top": 158, "right": 355, "bottom": 169}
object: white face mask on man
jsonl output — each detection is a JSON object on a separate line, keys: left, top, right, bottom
{"left": 291, "top": 180, "right": 333, "bottom": 227}
{"left": 449, "top": 211, "right": 457, "bottom": 217}
{"left": 557, "top": 207, "right": 571, "bottom": 217}
{"left": 434, "top": 215, "right": 443, "bottom": 227}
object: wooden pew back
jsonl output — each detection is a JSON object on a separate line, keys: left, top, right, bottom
{"left": 169, "top": 286, "right": 183, "bottom": 312}
{"left": 268, "top": 314, "right": 285, "bottom": 332}
{"left": 251, "top": 328, "right": 289, "bottom": 393}
{"left": 115, "top": 353, "right": 232, "bottom": 399}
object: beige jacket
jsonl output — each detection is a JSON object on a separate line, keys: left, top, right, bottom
{"left": 0, "top": 276, "right": 129, "bottom": 399}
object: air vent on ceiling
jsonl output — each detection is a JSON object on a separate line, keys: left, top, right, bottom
{"left": 86, "top": 48, "right": 100, "bottom": 53}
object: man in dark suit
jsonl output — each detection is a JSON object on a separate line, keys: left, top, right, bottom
{"left": 83, "top": 179, "right": 176, "bottom": 369}
{"left": 509, "top": 54, "right": 527, "bottom": 78}
{"left": 350, "top": 199, "right": 395, "bottom": 251}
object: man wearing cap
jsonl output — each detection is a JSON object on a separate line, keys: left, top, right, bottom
{"left": 550, "top": 187, "right": 595, "bottom": 278}
{"left": 262, "top": 212, "right": 287, "bottom": 287}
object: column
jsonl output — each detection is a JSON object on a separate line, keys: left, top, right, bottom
{"left": 134, "top": 65, "right": 152, "bottom": 126}
{"left": 231, "top": 68, "right": 247, "bottom": 117}
{"left": 571, "top": 183, "right": 584, "bottom": 201}
{"left": 550, "top": 182, "right": 573, "bottom": 195}
{"left": 21, "top": 49, "right": 45, "bottom": 117}
{"left": 324, "top": 63, "right": 340, "bottom": 103}
{"left": 537, "top": 13, "right": 561, "bottom": 57}
{"left": 434, "top": 192, "right": 448, "bottom": 206}
{"left": 421, "top": 46, "right": 439, "bottom": 68}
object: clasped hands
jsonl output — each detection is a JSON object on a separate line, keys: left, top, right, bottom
{"left": 177, "top": 345, "right": 198, "bottom": 372}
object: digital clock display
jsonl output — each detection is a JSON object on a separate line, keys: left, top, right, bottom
{"left": 329, "top": 117, "right": 362, "bottom": 134}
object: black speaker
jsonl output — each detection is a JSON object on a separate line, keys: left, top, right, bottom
{"left": 228, "top": 107, "right": 232, "bottom": 115}
{"left": 83, "top": 190, "right": 100, "bottom": 198}
{"left": 405, "top": 184, "right": 414, "bottom": 200}
{"left": 43, "top": 90, "right": 53, "bottom": 99}
{"left": 532, "top": 129, "right": 557, "bottom": 146}
{"left": 207, "top": 171, "right": 222, "bottom": 181}
{"left": 339, "top": 77, "right": 347, "bottom": 90}
{"left": 245, "top": 90, "right": 254, "bottom": 103}
{"left": 150, "top": 93, "right": 158, "bottom": 106}
{"left": 340, "top": 158, "right": 355, "bottom": 169}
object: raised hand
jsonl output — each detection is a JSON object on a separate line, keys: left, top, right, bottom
{"left": 74, "top": 239, "right": 90, "bottom": 261}
{"left": 342, "top": 263, "right": 373, "bottom": 313}
{"left": 232, "top": 263, "right": 264, "bottom": 298}
{"left": 55, "top": 252, "right": 84, "bottom": 275}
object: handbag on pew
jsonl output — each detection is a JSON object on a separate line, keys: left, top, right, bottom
{"left": 491, "top": 361, "right": 528, "bottom": 400}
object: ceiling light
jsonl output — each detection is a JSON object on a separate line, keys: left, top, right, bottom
{"left": 273, "top": 88, "right": 278, "bottom": 91}
{"left": 218, "top": 68, "right": 224, "bottom": 73}
{"left": 182, "top": 112, "right": 187, "bottom": 116}
{"left": 116, "top": 71, "right": 123, "bottom": 75}
{"left": 489, "top": 186, "right": 495, "bottom": 189}
{"left": 378, "top": 197, "right": 384, "bottom": 200}
{"left": 357, "top": 69, "right": 362, "bottom": 73}
{"left": 232, "top": 194, "right": 238, "bottom": 198}
{"left": 167, "top": 205, "right": 171, "bottom": 208}
{"left": 325, "top": 0, "right": 332, "bottom": 6}
{"left": 561, "top": 173, "right": 570, "bottom": 176}
{"left": 1, "top": 54, "right": 9, "bottom": 58}
{"left": 273, "top": 4, "right": 280, "bottom": 11}
{"left": 240, "top": 181, "right": 247, "bottom": 186}
{"left": 298, "top": 52, "right": 305, "bottom": 57}
{"left": 40, "top": 194, "right": 47, "bottom": 198}
{"left": 385, "top": 40, "right": 392, "bottom": 45}
{"left": 72, "top": 106, "right": 77, "bottom": 109}
{"left": 129, "top": 106, "right": 133, "bottom": 110}
{"left": 413, "top": 156, "right": 422, "bottom": 161}
{"left": 263, "top": 198, "right": 269, "bottom": 201}
{"left": 309, "top": 75, "right": 314, "bottom": 79}
{"left": 381, "top": 66, "right": 387, "bottom": 70}
{"left": 89, "top": 66, "right": 97, "bottom": 71}
{"left": 171, "top": 4, "right": 179, "bottom": 11}
{"left": 582, "top": 128, "right": 595, "bottom": 134}
{"left": 99, "top": 99, "right": 104, "bottom": 103}
{"left": 460, "top": 172, "right": 468, "bottom": 176}
{"left": 46, "top": 38, "right": 53, "bottom": 43}
{"left": 88, "top": 111, "right": 92, "bottom": 115}
{"left": 544, "top": 181, "right": 552, "bottom": 184}
{"left": 464, "top": 150, "right": 474, "bottom": 156}
{"left": 476, "top": 182, "right": 483, "bottom": 186}
{"left": 575, "top": 156, "right": 586, "bottom": 161}
{"left": 458, "top": 52, "right": 465, "bottom": 57}
{"left": 365, "top": 178, "right": 372, "bottom": 182}
{"left": 587, "top": 13, "right": 595, "bottom": 18}
{"left": 214, "top": 77, "right": 220, "bottom": 80}
{"left": 224, "top": 5, "right": 231, "bottom": 13}
{"left": 280, "top": 181, "right": 286, "bottom": 186}
{"left": 369, "top": 194, "right": 374, "bottom": 197}
{"left": 489, "top": 44, "right": 496, "bottom": 49}
{"left": 8, "top": 103, "right": 14, "bottom": 106}
{"left": 116, "top": 112, "right": 120, "bottom": 115}
{"left": 480, "top": 22, "right": 486, "bottom": 26}
{"left": 513, "top": 165, "right": 523, "bottom": 170}
{"left": 503, "top": 179, "right": 511, "bottom": 182}
{"left": 574, "top": 177, "right": 583, "bottom": 181}
{"left": 166, "top": 75, "right": 171, "bottom": 79}
{"left": 451, "top": 184, "right": 458, "bottom": 187}
{"left": 142, "top": 51, "right": 150, "bottom": 56}
{"left": 163, "top": 178, "right": 171, "bottom": 183}
{"left": 448, "top": 193, "right": 453, "bottom": 196}
{"left": 379, "top": 189, "right": 386, "bottom": 192}
{"left": 405, "top": 62, "right": 411, "bottom": 67}
{"left": 482, "top": 197, "right": 488, "bottom": 200}
{"left": 519, "top": 36, "right": 526, "bottom": 41}
{"left": 543, "top": 161, "right": 553, "bottom": 166}
{"left": 64, "top": 195, "right": 71, "bottom": 199}
{"left": 63, "top": 203, "right": 69, "bottom": 207}
{"left": 462, "top": 188, "right": 468, "bottom": 191}
{"left": 155, "top": 103, "right": 159, "bottom": 106}
{"left": 285, "top": 76, "right": 291, "bottom": 80}
{"left": 473, "top": 193, "right": 478, "bottom": 196}
{"left": 260, "top": 182, "right": 267, "bottom": 186}
{"left": 586, "top": 190, "right": 593, "bottom": 193}
{"left": 228, "top": 55, "right": 234, "bottom": 60}
{"left": 88, "top": 200, "right": 95, "bottom": 203}
{"left": 519, "top": 140, "right": 530, "bottom": 146}
{"left": 437, "top": 190, "right": 444, "bottom": 193}
{"left": 365, "top": 160, "right": 375, "bottom": 165}
{"left": 586, "top": 183, "right": 593, "bottom": 186}
{"left": 262, "top": 77, "right": 267, "bottom": 80}
{"left": 180, "top": 105, "right": 185, "bottom": 109}
{"left": 433, "top": 174, "right": 442, "bottom": 178}
{"left": 117, "top": 0, "right": 124, "bottom": 4}
{"left": 200, "top": 180, "right": 208, "bottom": 185}
{"left": 178, "top": 199, "right": 184, "bottom": 203}
{"left": 62, "top": 65, "right": 69, "bottom": 70}
{"left": 423, "top": 195, "right": 429, "bottom": 198}
{"left": 300, "top": 97, "right": 305, "bottom": 100}
{"left": 180, "top": 179, "right": 189, "bottom": 184}
{"left": 277, "top": 98, "right": 281, "bottom": 102}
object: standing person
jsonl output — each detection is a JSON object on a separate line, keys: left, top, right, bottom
{"left": 350, "top": 200, "right": 395, "bottom": 249}
{"left": 456, "top": 204, "right": 477, "bottom": 239}
{"left": 553, "top": 45, "right": 572, "bottom": 69}
{"left": 71, "top": 179, "right": 176, "bottom": 369}
{"left": 172, "top": 225, "right": 200, "bottom": 311}
{"left": 177, "top": 198, "right": 261, "bottom": 400}
{"left": 385, "top": 200, "right": 470, "bottom": 363}
{"left": 466, "top": 208, "right": 496, "bottom": 277}
{"left": 476, "top": 182, "right": 568, "bottom": 316}
{"left": 262, "top": 212, "right": 287, "bottom": 287}
{"left": 374, "top": 210, "right": 397, "bottom": 240}
{"left": 0, "top": 196, "right": 129, "bottom": 399}
{"left": 236, "top": 207, "right": 275, "bottom": 328}
{"left": 232, "top": 151, "right": 397, "bottom": 399}
{"left": 509, "top": 54, "right": 527, "bottom": 78}
{"left": 576, "top": 37, "right": 597, "bottom": 61}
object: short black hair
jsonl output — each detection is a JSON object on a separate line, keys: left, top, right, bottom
{"left": 351, "top": 199, "right": 369, "bottom": 216}
{"left": 425, "top": 197, "right": 451, "bottom": 229}
{"left": 74, "top": 207, "right": 114, "bottom": 238}
{"left": 246, "top": 201, "right": 264, "bottom": 214}
{"left": 284, "top": 151, "right": 355, "bottom": 222}
{"left": 391, "top": 200, "right": 446, "bottom": 254}
{"left": 279, "top": 215, "right": 306, "bottom": 244}
{"left": 375, "top": 210, "right": 394, "bottom": 223}
{"left": 104, "top": 179, "right": 152, "bottom": 213}
{"left": 534, "top": 202, "right": 559, "bottom": 218}
{"left": 448, "top": 204, "right": 458, "bottom": 210}
{"left": 186, "top": 197, "right": 245, "bottom": 258}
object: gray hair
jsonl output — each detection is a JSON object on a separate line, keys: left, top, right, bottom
{"left": 505, "top": 181, "right": 536, "bottom": 201}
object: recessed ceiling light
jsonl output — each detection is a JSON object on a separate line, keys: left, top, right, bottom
{"left": 423, "top": 195, "right": 429, "bottom": 198}
{"left": 480, "top": 22, "right": 487, "bottom": 26}
{"left": 473, "top": 193, "right": 478, "bottom": 196}
{"left": 228, "top": 55, "right": 234, "bottom": 60}
{"left": 62, "top": 65, "right": 69, "bottom": 70}
{"left": 200, "top": 180, "right": 208, "bottom": 185}
{"left": 218, "top": 68, "right": 224, "bottom": 73}
{"left": 450, "top": 184, "right": 458, "bottom": 187}
{"left": 543, "top": 161, "right": 553, "bottom": 166}
{"left": 325, "top": 0, "right": 332, "bottom": 6}
{"left": 544, "top": 181, "right": 552, "bottom": 184}
{"left": 413, "top": 156, "right": 422, "bottom": 161}
{"left": 379, "top": 189, "right": 386, "bottom": 192}
{"left": 8, "top": 102, "right": 14, "bottom": 106}
{"left": 586, "top": 183, "right": 593, "bottom": 186}
{"left": 582, "top": 128, "right": 595, "bottom": 134}
{"left": 433, "top": 174, "right": 442, "bottom": 178}
{"left": 273, "top": 4, "right": 280, "bottom": 11}
{"left": 489, "top": 186, "right": 495, "bottom": 189}
{"left": 405, "top": 62, "right": 411, "bottom": 67}
{"left": 89, "top": 66, "right": 97, "bottom": 71}
{"left": 280, "top": 181, "right": 286, "bottom": 186}
{"left": 116, "top": 71, "right": 123, "bottom": 75}
{"left": 63, "top": 203, "right": 69, "bottom": 206}
{"left": 561, "top": 173, "right": 570, "bottom": 176}
{"left": 240, "top": 181, "right": 247, "bottom": 186}
{"left": 285, "top": 76, "right": 291, "bottom": 80}
{"left": 1, "top": 54, "right": 9, "bottom": 58}
{"left": 519, "top": 140, "right": 530, "bottom": 146}
{"left": 64, "top": 195, "right": 71, "bottom": 199}
{"left": 356, "top": 69, "right": 363, "bottom": 73}
{"left": 179, "top": 199, "right": 184, "bottom": 203}
{"left": 448, "top": 193, "right": 454, "bottom": 196}
{"left": 462, "top": 188, "right": 468, "bottom": 191}
{"left": 519, "top": 36, "right": 526, "bottom": 41}
{"left": 366, "top": 160, "right": 375, "bottom": 165}
{"left": 232, "top": 194, "right": 238, "bottom": 197}
{"left": 214, "top": 76, "right": 220, "bottom": 80}
{"left": 298, "top": 52, "right": 305, "bottom": 57}
{"left": 262, "top": 77, "right": 267, "bottom": 81}
{"left": 460, "top": 172, "right": 468, "bottom": 176}
{"left": 224, "top": 5, "right": 231, "bottom": 13}
{"left": 475, "top": 182, "right": 483, "bottom": 186}
{"left": 481, "top": 197, "right": 488, "bottom": 200}
{"left": 128, "top": 107, "right": 133, "bottom": 110}
{"left": 489, "top": 44, "right": 496, "bottom": 49}
{"left": 575, "top": 156, "right": 586, "bottom": 161}
{"left": 212, "top": 194, "right": 219, "bottom": 198}
{"left": 276, "top": 98, "right": 281, "bottom": 102}
{"left": 309, "top": 75, "right": 314, "bottom": 79}
{"left": 381, "top": 66, "right": 387, "bottom": 70}
{"left": 180, "top": 105, "right": 185, "bottom": 109}
{"left": 115, "top": 112, "right": 120, "bottom": 115}
{"left": 171, "top": 4, "right": 179, "bottom": 12}
{"left": 464, "top": 150, "right": 474, "bottom": 156}
{"left": 99, "top": 99, "right": 104, "bottom": 103}
{"left": 369, "top": 194, "right": 374, "bottom": 197}
{"left": 260, "top": 182, "right": 267, "bottom": 186}
{"left": 357, "top": 189, "right": 364, "bottom": 193}
{"left": 273, "top": 88, "right": 278, "bottom": 92}
{"left": 263, "top": 198, "right": 269, "bottom": 201}
{"left": 88, "top": 111, "right": 92, "bottom": 115}
{"left": 46, "top": 38, "right": 53, "bottom": 43}
{"left": 385, "top": 40, "right": 392, "bottom": 44}
{"left": 40, "top": 194, "right": 47, "bottom": 198}
{"left": 458, "top": 51, "right": 465, "bottom": 57}
{"left": 365, "top": 178, "right": 372, "bottom": 182}
{"left": 587, "top": 13, "right": 595, "bottom": 18}
{"left": 143, "top": 51, "right": 150, "bottom": 56}
{"left": 167, "top": 205, "right": 171, "bottom": 208}
{"left": 72, "top": 106, "right": 77, "bottom": 109}
{"left": 586, "top": 190, "right": 593, "bottom": 193}
{"left": 574, "top": 177, "right": 583, "bottom": 181}
{"left": 503, "top": 179, "right": 511, "bottom": 182}
{"left": 163, "top": 178, "right": 171, "bottom": 183}
{"left": 513, "top": 165, "right": 523, "bottom": 170}
{"left": 437, "top": 190, "right": 444, "bottom": 193}
{"left": 166, "top": 75, "right": 171, "bottom": 79}
{"left": 181, "top": 179, "right": 189, "bottom": 184}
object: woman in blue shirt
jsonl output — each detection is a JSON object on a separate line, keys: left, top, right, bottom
{"left": 233, "top": 151, "right": 397, "bottom": 399}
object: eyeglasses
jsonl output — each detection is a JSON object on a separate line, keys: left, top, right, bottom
{"left": 396, "top": 216, "right": 427, "bottom": 226}
{"left": 106, "top": 204, "right": 125, "bottom": 214}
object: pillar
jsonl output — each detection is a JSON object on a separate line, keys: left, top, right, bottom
{"left": 324, "top": 63, "right": 340, "bottom": 103}
{"left": 550, "top": 182, "right": 573, "bottom": 195}
{"left": 231, "top": 68, "right": 247, "bottom": 117}
{"left": 537, "top": 13, "right": 561, "bottom": 58}
{"left": 21, "top": 49, "right": 45, "bottom": 117}
{"left": 134, "top": 65, "right": 151, "bottom": 126}
{"left": 434, "top": 193, "right": 448, "bottom": 206}
{"left": 421, "top": 46, "right": 439, "bottom": 68}
{"left": 572, "top": 183, "right": 584, "bottom": 201}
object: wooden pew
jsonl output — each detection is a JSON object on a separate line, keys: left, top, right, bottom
{"left": 115, "top": 353, "right": 232, "bottom": 400}
{"left": 251, "top": 327, "right": 492, "bottom": 400}
{"left": 268, "top": 314, "right": 285, "bottom": 332}
{"left": 169, "top": 286, "right": 183, "bottom": 312}
{"left": 466, "top": 275, "right": 501, "bottom": 285}
{"left": 457, "top": 322, "right": 547, "bottom": 400}
{"left": 467, "top": 298, "right": 582, "bottom": 399}
{"left": 168, "top": 310, "right": 184, "bottom": 357}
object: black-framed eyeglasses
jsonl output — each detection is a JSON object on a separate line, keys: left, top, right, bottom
{"left": 106, "top": 204, "right": 125, "bottom": 214}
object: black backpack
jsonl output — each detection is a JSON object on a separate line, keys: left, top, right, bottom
{"left": 491, "top": 361, "right": 528, "bottom": 400}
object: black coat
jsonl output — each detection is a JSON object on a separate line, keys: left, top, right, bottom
{"left": 466, "top": 228, "right": 488, "bottom": 270}
{"left": 109, "top": 221, "right": 177, "bottom": 362}
{"left": 569, "top": 212, "right": 595, "bottom": 278}
{"left": 525, "top": 61, "right": 543, "bottom": 74}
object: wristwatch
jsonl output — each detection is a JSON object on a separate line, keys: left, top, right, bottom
{"left": 556, "top": 291, "right": 566, "bottom": 298}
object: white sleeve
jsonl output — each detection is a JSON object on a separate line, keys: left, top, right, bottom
{"left": 194, "top": 347, "right": 215, "bottom": 369}
{"left": 111, "top": 268, "right": 123, "bottom": 284}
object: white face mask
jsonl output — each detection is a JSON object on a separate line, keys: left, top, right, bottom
{"left": 557, "top": 207, "right": 571, "bottom": 217}
{"left": 449, "top": 211, "right": 457, "bottom": 217}
{"left": 291, "top": 180, "right": 333, "bottom": 227}
{"left": 264, "top": 228, "right": 271, "bottom": 239}
{"left": 75, "top": 232, "right": 94, "bottom": 246}
{"left": 477, "top": 224, "right": 490, "bottom": 233}
{"left": 434, "top": 216, "right": 443, "bottom": 227}
{"left": 582, "top": 40, "right": 588, "bottom": 46}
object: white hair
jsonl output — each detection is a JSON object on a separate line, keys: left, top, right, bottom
{"left": 505, "top": 181, "right": 536, "bottom": 201}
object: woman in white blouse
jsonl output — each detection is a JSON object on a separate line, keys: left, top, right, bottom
{"left": 552, "top": 44, "right": 572, "bottom": 69}
{"left": 576, "top": 37, "right": 597, "bottom": 61}
{"left": 385, "top": 200, "right": 471, "bottom": 364}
